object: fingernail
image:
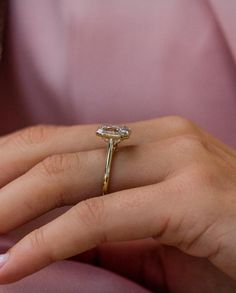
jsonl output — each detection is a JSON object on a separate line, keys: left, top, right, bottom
{"left": 0, "top": 253, "right": 9, "bottom": 269}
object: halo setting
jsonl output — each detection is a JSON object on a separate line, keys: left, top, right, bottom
{"left": 96, "top": 125, "right": 131, "bottom": 144}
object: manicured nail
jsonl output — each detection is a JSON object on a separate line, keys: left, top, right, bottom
{"left": 0, "top": 253, "right": 9, "bottom": 269}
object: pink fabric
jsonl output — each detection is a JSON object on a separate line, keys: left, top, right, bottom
{"left": 0, "top": 0, "right": 236, "bottom": 291}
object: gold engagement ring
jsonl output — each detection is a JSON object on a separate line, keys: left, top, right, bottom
{"left": 96, "top": 125, "right": 132, "bottom": 195}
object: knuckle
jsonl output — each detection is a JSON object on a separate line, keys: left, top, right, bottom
{"left": 171, "top": 134, "right": 205, "bottom": 155}
{"left": 74, "top": 198, "right": 106, "bottom": 228}
{"left": 186, "top": 163, "right": 218, "bottom": 188}
{"left": 28, "top": 228, "right": 48, "bottom": 251}
{"left": 15, "top": 125, "right": 56, "bottom": 146}
{"left": 37, "top": 153, "right": 80, "bottom": 178}
{"left": 163, "top": 115, "right": 197, "bottom": 134}
{"left": 28, "top": 228, "right": 55, "bottom": 261}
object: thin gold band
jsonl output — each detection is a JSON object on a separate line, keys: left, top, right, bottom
{"left": 102, "top": 138, "right": 117, "bottom": 195}
{"left": 96, "top": 124, "right": 131, "bottom": 196}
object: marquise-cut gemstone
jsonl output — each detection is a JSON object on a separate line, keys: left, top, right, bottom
{"left": 96, "top": 125, "right": 131, "bottom": 141}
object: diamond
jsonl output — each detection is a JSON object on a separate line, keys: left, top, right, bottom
{"left": 96, "top": 124, "right": 131, "bottom": 143}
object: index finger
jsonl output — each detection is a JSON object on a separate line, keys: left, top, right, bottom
{"left": 0, "top": 182, "right": 175, "bottom": 284}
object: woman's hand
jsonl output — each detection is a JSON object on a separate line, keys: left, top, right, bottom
{"left": 0, "top": 116, "right": 236, "bottom": 290}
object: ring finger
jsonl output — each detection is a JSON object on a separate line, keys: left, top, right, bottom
{"left": 0, "top": 116, "right": 201, "bottom": 187}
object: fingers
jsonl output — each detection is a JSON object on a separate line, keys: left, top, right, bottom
{"left": 1, "top": 170, "right": 224, "bottom": 285}
{"left": 2, "top": 177, "right": 219, "bottom": 284}
{"left": 0, "top": 124, "right": 103, "bottom": 187}
{"left": 0, "top": 130, "right": 213, "bottom": 234}
{"left": 2, "top": 115, "right": 223, "bottom": 202}
{"left": 0, "top": 139, "right": 182, "bottom": 234}
{"left": 0, "top": 116, "right": 200, "bottom": 187}
{"left": 0, "top": 183, "right": 174, "bottom": 283}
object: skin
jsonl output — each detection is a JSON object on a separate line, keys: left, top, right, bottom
{"left": 0, "top": 115, "right": 236, "bottom": 291}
